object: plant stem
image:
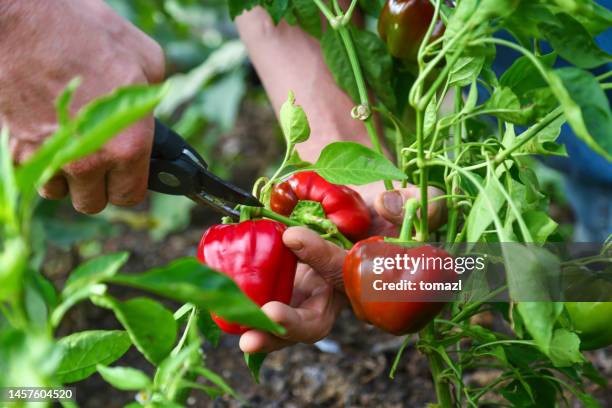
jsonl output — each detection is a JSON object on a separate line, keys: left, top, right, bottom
{"left": 253, "top": 207, "right": 353, "bottom": 249}
{"left": 399, "top": 199, "right": 419, "bottom": 241}
{"left": 494, "top": 107, "right": 563, "bottom": 164}
{"left": 422, "top": 324, "right": 453, "bottom": 408}
{"left": 332, "top": 15, "right": 392, "bottom": 190}
{"left": 446, "top": 87, "right": 463, "bottom": 243}
{"left": 341, "top": 0, "right": 359, "bottom": 24}
{"left": 312, "top": 0, "right": 336, "bottom": 21}
{"left": 415, "top": 110, "right": 429, "bottom": 241}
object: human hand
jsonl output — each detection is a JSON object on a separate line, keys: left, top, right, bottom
{"left": 239, "top": 227, "right": 347, "bottom": 353}
{"left": 1, "top": 0, "right": 165, "bottom": 214}
{"left": 357, "top": 183, "right": 447, "bottom": 237}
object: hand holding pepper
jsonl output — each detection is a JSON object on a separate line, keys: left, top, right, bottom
{"left": 239, "top": 227, "right": 348, "bottom": 353}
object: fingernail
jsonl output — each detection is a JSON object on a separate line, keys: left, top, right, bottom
{"left": 382, "top": 191, "right": 403, "bottom": 217}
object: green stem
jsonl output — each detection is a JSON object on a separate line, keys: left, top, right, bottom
{"left": 262, "top": 145, "right": 294, "bottom": 194}
{"left": 422, "top": 324, "right": 453, "bottom": 408}
{"left": 450, "top": 286, "right": 507, "bottom": 323}
{"left": 494, "top": 107, "right": 563, "bottom": 164}
{"left": 446, "top": 87, "right": 463, "bottom": 243}
{"left": 341, "top": 0, "right": 359, "bottom": 24}
{"left": 417, "top": 50, "right": 463, "bottom": 111}
{"left": 597, "top": 71, "right": 612, "bottom": 81}
{"left": 399, "top": 199, "right": 419, "bottom": 241}
{"left": 333, "top": 16, "right": 392, "bottom": 190}
{"left": 389, "top": 335, "right": 413, "bottom": 379}
{"left": 312, "top": 0, "right": 336, "bottom": 21}
{"left": 415, "top": 110, "right": 429, "bottom": 241}
{"left": 252, "top": 207, "right": 353, "bottom": 249}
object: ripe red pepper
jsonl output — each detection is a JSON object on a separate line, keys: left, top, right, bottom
{"left": 343, "top": 236, "right": 456, "bottom": 335}
{"left": 197, "top": 220, "right": 298, "bottom": 334}
{"left": 378, "top": 0, "right": 445, "bottom": 61}
{"left": 270, "top": 171, "right": 371, "bottom": 241}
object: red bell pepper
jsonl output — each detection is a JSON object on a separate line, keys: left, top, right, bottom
{"left": 343, "top": 236, "right": 456, "bottom": 335}
{"left": 270, "top": 171, "right": 371, "bottom": 241}
{"left": 197, "top": 219, "right": 298, "bottom": 334}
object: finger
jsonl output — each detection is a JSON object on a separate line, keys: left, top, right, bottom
{"left": 39, "top": 175, "right": 68, "bottom": 200}
{"left": 106, "top": 118, "right": 153, "bottom": 207}
{"left": 374, "top": 186, "right": 446, "bottom": 229}
{"left": 239, "top": 330, "right": 293, "bottom": 354}
{"left": 64, "top": 159, "right": 108, "bottom": 214}
{"left": 140, "top": 39, "right": 166, "bottom": 83}
{"left": 283, "top": 227, "right": 347, "bottom": 290}
{"left": 261, "top": 288, "right": 341, "bottom": 344}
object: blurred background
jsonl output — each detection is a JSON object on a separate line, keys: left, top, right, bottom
{"left": 36, "top": 1, "right": 609, "bottom": 406}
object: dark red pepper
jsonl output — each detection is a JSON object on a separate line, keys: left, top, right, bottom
{"left": 270, "top": 171, "right": 371, "bottom": 241}
{"left": 197, "top": 220, "right": 298, "bottom": 334}
{"left": 378, "top": 0, "right": 445, "bottom": 61}
{"left": 343, "top": 236, "right": 457, "bottom": 335}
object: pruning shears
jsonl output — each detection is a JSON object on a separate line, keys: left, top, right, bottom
{"left": 148, "top": 119, "right": 262, "bottom": 219}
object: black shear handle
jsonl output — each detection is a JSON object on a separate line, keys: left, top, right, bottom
{"left": 148, "top": 119, "right": 206, "bottom": 195}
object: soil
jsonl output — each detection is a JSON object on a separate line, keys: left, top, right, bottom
{"left": 44, "top": 98, "right": 612, "bottom": 408}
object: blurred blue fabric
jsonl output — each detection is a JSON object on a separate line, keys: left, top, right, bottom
{"left": 490, "top": 1, "right": 612, "bottom": 241}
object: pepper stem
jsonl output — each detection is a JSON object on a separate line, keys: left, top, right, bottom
{"left": 246, "top": 206, "right": 353, "bottom": 249}
{"left": 399, "top": 199, "right": 420, "bottom": 242}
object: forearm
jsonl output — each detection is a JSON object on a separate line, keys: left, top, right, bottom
{"left": 236, "top": 7, "right": 369, "bottom": 162}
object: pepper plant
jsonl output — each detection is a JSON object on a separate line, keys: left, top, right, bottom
{"left": 228, "top": 0, "right": 612, "bottom": 406}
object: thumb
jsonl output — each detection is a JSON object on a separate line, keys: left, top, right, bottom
{"left": 374, "top": 186, "right": 446, "bottom": 228}
{"left": 282, "top": 227, "right": 347, "bottom": 291}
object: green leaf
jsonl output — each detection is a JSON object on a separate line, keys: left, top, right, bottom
{"left": 280, "top": 91, "right": 310, "bottom": 145}
{"left": 523, "top": 211, "right": 558, "bottom": 243}
{"left": 320, "top": 29, "right": 360, "bottom": 103}
{"left": 0, "top": 127, "right": 18, "bottom": 225}
{"left": 516, "top": 302, "right": 563, "bottom": 355}
{"left": 541, "top": 14, "right": 612, "bottom": 69}
{"left": 197, "top": 312, "right": 221, "bottom": 347}
{"left": 485, "top": 87, "right": 530, "bottom": 124}
{"left": 519, "top": 115, "right": 567, "bottom": 157}
{"left": 196, "top": 366, "right": 240, "bottom": 399}
{"left": 51, "top": 284, "right": 107, "bottom": 328}
{"left": 150, "top": 193, "right": 195, "bottom": 242}
{"left": 262, "top": 0, "right": 290, "bottom": 24}
{"left": 64, "top": 252, "right": 129, "bottom": 297}
{"left": 351, "top": 27, "right": 396, "bottom": 111}
{"left": 107, "top": 258, "right": 284, "bottom": 335}
{"left": 549, "top": 329, "right": 585, "bottom": 367}
{"left": 91, "top": 296, "right": 177, "bottom": 365}
{"left": 56, "top": 330, "right": 131, "bottom": 383}
{"left": 466, "top": 169, "right": 505, "bottom": 243}
{"left": 309, "top": 142, "right": 406, "bottom": 185}
{"left": 500, "top": 53, "right": 556, "bottom": 100}
{"left": 156, "top": 41, "right": 246, "bottom": 117}
{"left": 17, "top": 84, "right": 166, "bottom": 193}
{"left": 556, "top": 67, "right": 612, "bottom": 160}
{"left": 551, "top": 0, "right": 612, "bottom": 35}
{"left": 423, "top": 95, "right": 437, "bottom": 139}
{"left": 549, "top": 68, "right": 612, "bottom": 161}
{"left": 96, "top": 365, "right": 151, "bottom": 391}
{"left": 227, "top": 0, "right": 260, "bottom": 19}
{"left": 504, "top": 245, "right": 560, "bottom": 303}
{"left": 449, "top": 57, "right": 485, "bottom": 87}
{"left": 244, "top": 352, "right": 267, "bottom": 383}
{"left": 287, "top": 0, "right": 322, "bottom": 38}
